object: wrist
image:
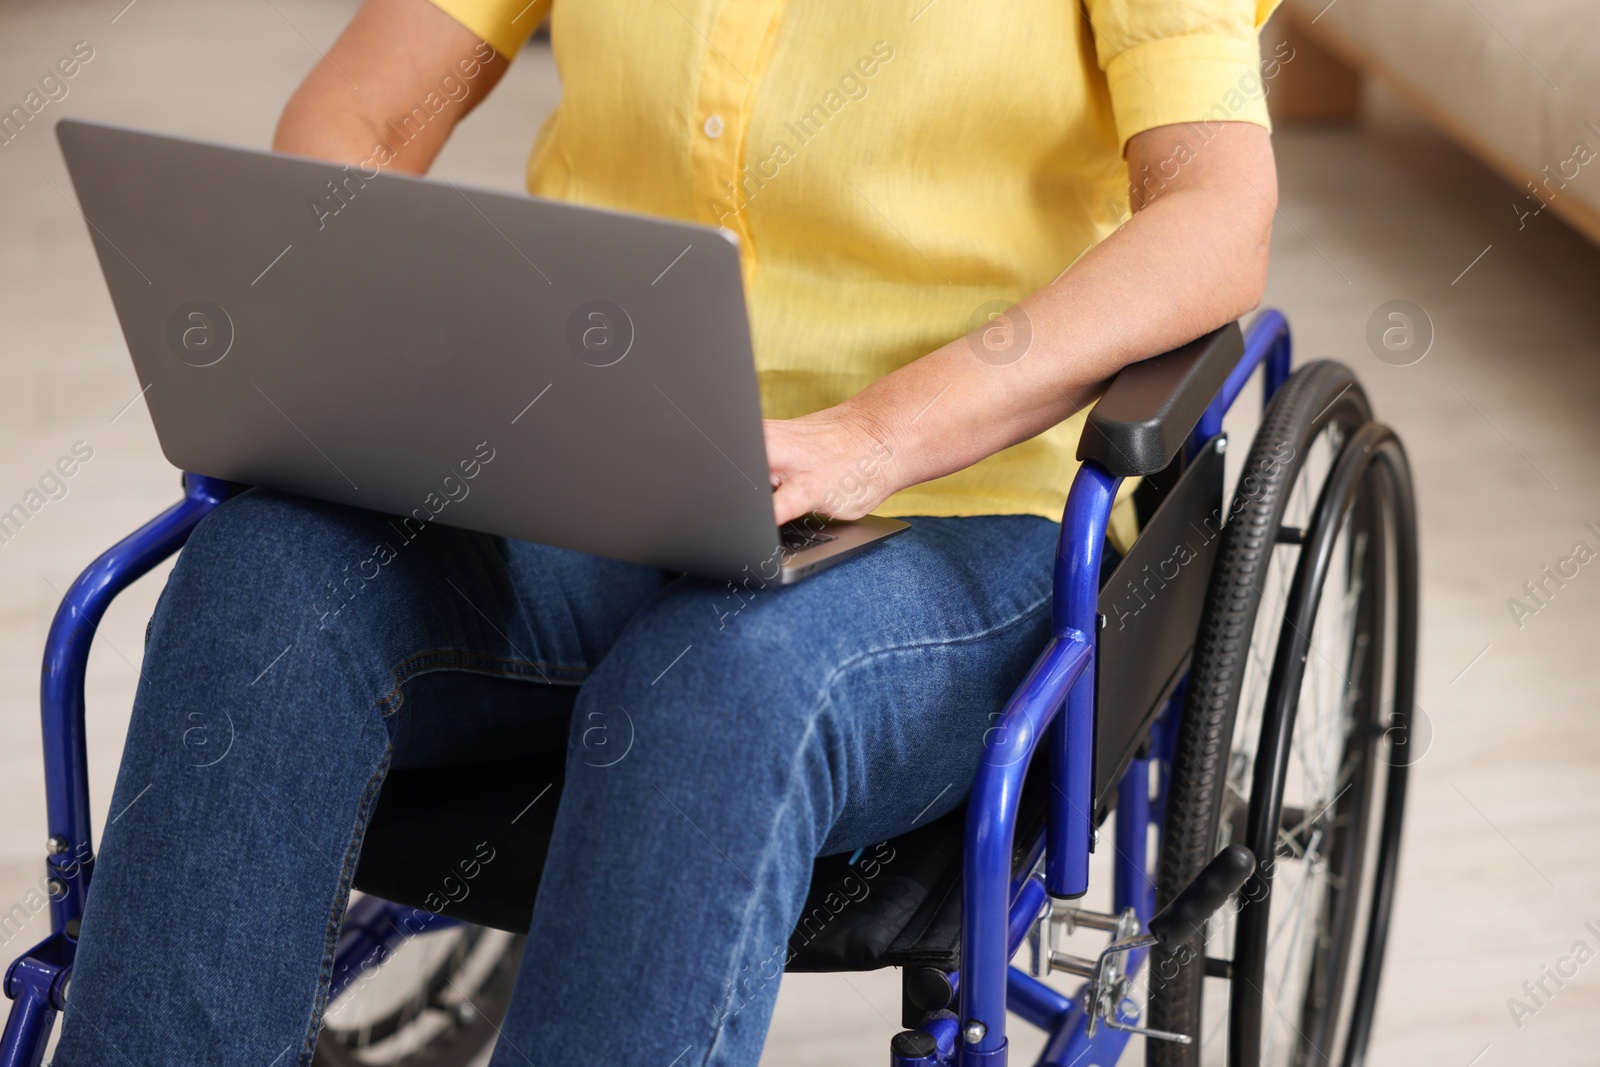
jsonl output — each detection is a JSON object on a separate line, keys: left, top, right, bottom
{"left": 815, "top": 401, "right": 907, "bottom": 516}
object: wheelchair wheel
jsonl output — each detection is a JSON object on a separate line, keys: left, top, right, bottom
{"left": 1148, "top": 360, "right": 1418, "bottom": 1067}
{"left": 313, "top": 919, "right": 524, "bottom": 1066}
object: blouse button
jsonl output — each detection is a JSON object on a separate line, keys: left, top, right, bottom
{"left": 703, "top": 114, "right": 725, "bottom": 139}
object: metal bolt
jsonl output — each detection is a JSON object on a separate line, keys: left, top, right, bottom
{"left": 962, "top": 1020, "right": 987, "bottom": 1045}
{"left": 47, "top": 835, "right": 68, "bottom": 855}
{"left": 1214, "top": 436, "right": 1227, "bottom": 453}
{"left": 46, "top": 878, "right": 68, "bottom": 899}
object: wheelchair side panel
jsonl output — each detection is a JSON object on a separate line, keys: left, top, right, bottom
{"left": 1092, "top": 437, "right": 1225, "bottom": 815}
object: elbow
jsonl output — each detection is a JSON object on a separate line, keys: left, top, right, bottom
{"left": 1243, "top": 147, "right": 1278, "bottom": 304}
{"left": 1234, "top": 241, "right": 1270, "bottom": 319}
{"left": 1225, "top": 185, "right": 1276, "bottom": 321}
{"left": 1213, "top": 128, "right": 1278, "bottom": 321}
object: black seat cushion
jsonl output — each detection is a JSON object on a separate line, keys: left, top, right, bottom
{"left": 353, "top": 753, "right": 1054, "bottom": 973}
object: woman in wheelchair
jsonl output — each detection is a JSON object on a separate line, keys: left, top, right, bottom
{"left": 37, "top": 1, "right": 1422, "bottom": 1066}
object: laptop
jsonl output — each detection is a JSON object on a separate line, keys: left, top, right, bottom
{"left": 55, "top": 119, "right": 907, "bottom": 584}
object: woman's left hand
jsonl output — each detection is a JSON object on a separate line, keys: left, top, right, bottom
{"left": 764, "top": 408, "right": 901, "bottom": 526}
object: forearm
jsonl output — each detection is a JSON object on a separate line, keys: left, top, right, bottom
{"left": 844, "top": 124, "right": 1275, "bottom": 495}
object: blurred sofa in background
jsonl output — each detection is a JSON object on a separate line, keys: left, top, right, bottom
{"left": 1265, "top": 0, "right": 1600, "bottom": 245}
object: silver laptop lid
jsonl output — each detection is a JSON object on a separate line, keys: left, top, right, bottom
{"left": 57, "top": 118, "right": 789, "bottom": 581}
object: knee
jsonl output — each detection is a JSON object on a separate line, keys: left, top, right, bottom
{"left": 177, "top": 488, "right": 351, "bottom": 577}
{"left": 142, "top": 490, "right": 397, "bottom": 752}
{"left": 166, "top": 489, "right": 371, "bottom": 624}
{"left": 147, "top": 490, "right": 388, "bottom": 672}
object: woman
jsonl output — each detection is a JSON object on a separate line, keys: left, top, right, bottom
{"left": 54, "top": 0, "right": 1278, "bottom": 1063}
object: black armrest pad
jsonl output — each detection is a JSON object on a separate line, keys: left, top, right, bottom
{"left": 1076, "top": 322, "right": 1244, "bottom": 477}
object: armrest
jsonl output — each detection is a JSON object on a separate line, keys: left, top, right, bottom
{"left": 1075, "top": 322, "right": 1244, "bottom": 477}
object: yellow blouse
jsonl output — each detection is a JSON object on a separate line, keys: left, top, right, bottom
{"left": 427, "top": 0, "right": 1278, "bottom": 522}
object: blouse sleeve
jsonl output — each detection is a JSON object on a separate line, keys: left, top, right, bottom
{"left": 1082, "top": 0, "right": 1282, "bottom": 152}
{"left": 424, "top": 0, "right": 550, "bottom": 59}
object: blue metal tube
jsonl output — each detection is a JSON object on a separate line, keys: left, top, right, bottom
{"left": 0, "top": 934, "right": 71, "bottom": 1067}
{"left": 1006, "top": 878, "right": 1048, "bottom": 968}
{"left": 1004, "top": 968, "right": 1073, "bottom": 1032}
{"left": 959, "top": 634, "right": 1093, "bottom": 1062}
{"left": 1010, "top": 830, "right": 1044, "bottom": 905}
{"left": 916, "top": 825, "right": 1044, "bottom": 1006}
{"left": 1191, "top": 309, "right": 1293, "bottom": 450}
{"left": 944, "top": 874, "right": 1049, "bottom": 1005}
{"left": 1113, "top": 755, "right": 1153, "bottom": 915}
{"left": 0, "top": 982, "right": 52, "bottom": 1067}
{"left": 1112, "top": 756, "right": 1154, "bottom": 977}
{"left": 1259, "top": 309, "right": 1292, "bottom": 402}
{"left": 1046, "top": 463, "right": 1120, "bottom": 900}
{"left": 1037, "top": 993, "right": 1133, "bottom": 1067}
{"left": 1024, "top": 754, "right": 1164, "bottom": 1067}
{"left": 38, "top": 474, "right": 229, "bottom": 931}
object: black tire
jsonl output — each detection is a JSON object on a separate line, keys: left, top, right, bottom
{"left": 313, "top": 923, "right": 525, "bottom": 1066}
{"left": 1147, "top": 360, "right": 1417, "bottom": 1067}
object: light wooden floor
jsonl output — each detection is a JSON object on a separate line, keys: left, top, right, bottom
{"left": 0, "top": 3, "right": 1596, "bottom": 1064}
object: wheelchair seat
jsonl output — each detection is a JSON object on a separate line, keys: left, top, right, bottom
{"left": 352, "top": 753, "right": 1052, "bottom": 978}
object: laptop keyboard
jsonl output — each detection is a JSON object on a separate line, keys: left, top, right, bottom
{"left": 780, "top": 523, "right": 837, "bottom": 552}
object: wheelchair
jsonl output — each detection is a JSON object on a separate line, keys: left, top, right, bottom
{"left": 1, "top": 309, "right": 1418, "bottom": 1067}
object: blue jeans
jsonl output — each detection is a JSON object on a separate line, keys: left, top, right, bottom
{"left": 53, "top": 488, "right": 1060, "bottom": 1067}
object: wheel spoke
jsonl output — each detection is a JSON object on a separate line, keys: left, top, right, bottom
{"left": 1262, "top": 840, "right": 1321, "bottom": 1064}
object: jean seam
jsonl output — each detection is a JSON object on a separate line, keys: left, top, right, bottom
{"left": 297, "top": 741, "right": 392, "bottom": 1067}
{"left": 702, "top": 711, "right": 823, "bottom": 1067}
{"left": 816, "top": 590, "right": 1053, "bottom": 697}
{"left": 376, "top": 649, "right": 591, "bottom": 716}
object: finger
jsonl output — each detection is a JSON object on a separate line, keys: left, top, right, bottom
{"left": 771, "top": 478, "right": 814, "bottom": 526}
{"left": 762, "top": 426, "right": 796, "bottom": 488}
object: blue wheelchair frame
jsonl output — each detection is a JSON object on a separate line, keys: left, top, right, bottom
{"left": 1, "top": 313, "right": 1293, "bottom": 1067}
